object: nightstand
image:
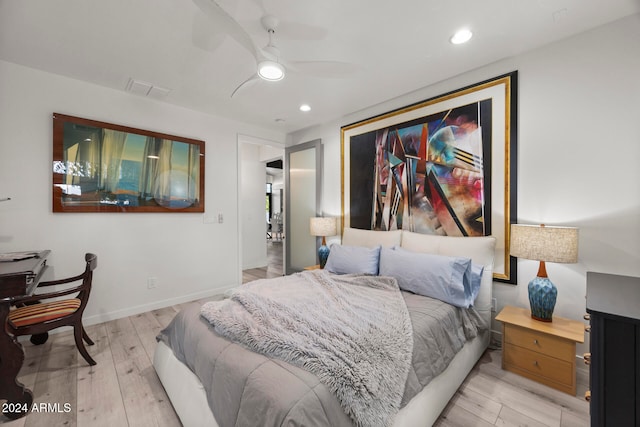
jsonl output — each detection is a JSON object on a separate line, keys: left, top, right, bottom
{"left": 304, "top": 265, "right": 321, "bottom": 270}
{"left": 495, "top": 305, "right": 585, "bottom": 395}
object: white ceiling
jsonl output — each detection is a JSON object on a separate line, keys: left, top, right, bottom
{"left": 1, "top": 0, "right": 638, "bottom": 134}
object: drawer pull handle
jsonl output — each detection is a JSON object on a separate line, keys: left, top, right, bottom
{"left": 533, "top": 339, "right": 539, "bottom": 345}
{"left": 533, "top": 361, "right": 539, "bottom": 366}
{"left": 585, "top": 325, "right": 591, "bottom": 333}
{"left": 584, "top": 353, "right": 591, "bottom": 365}
{"left": 585, "top": 390, "right": 591, "bottom": 402}
{"left": 584, "top": 314, "right": 590, "bottom": 321}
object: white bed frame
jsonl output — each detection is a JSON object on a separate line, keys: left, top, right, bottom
{"left": 154, "top": 229, "right": 496, "bottom": 427}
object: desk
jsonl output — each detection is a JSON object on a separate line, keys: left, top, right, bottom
{"left": 0, "top": 250, "right": 50, "bottom": 420}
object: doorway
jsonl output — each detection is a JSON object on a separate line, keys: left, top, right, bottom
{"left": 266, "top": 159, "right": 284, "bottom": 242}
{"left": 238, "top": 135, "right": 284, "bottom": 284}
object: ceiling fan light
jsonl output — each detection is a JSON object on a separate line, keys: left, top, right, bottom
{"left": 258, "top": 61, "right": 285, "bottom": 81}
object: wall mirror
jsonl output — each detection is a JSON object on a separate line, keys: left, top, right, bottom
{"left": 285, "top": 139, "right": 322, "bottom": 273}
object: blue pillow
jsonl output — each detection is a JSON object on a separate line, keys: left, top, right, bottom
{"left": 324, "top": 244, "right": 381, "bottom": 275}
{"left": 379, "top": 247, "right": 476, "bottom": 308}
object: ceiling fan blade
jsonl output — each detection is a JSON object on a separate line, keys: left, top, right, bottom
{"left": 192, "top": 0, "right": 259, "bottom": 60}
{"left": 231, "top": 73, "right": 260, "bottom": 98}
{"left": 289, "top": 61, "right": 360, "bottom": 78}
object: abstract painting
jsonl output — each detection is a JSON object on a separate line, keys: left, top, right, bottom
{"left": 341, "top": 72, "right": 517, "bottom": 283}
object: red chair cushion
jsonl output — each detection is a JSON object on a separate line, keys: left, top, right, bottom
{"left": 9, "top": 298, "right": 81, "bottom": 328}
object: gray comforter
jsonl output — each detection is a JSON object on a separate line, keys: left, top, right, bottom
{"left": 201, "top": 271, "right": 413, "bottom": 427}
{"left": 157, "top": 271, "right": 485, "bottom": 427}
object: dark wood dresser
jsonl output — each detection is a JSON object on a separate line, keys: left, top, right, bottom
{"left": 586, "top": 271, "right": 640, "bottom": 427}
{"left": 0, "top": 250, "right": 50, "bottom": 419}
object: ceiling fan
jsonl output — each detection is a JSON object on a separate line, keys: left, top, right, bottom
{"left": 192, "top": 0, "right": 356, "bottom": 97}
{"left": 229, "top": 15, "right": 287, "bottom": 98}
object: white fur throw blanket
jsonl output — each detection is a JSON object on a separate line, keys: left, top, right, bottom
{"left": 201, "top": 270, "right": 414, "bottom": 427}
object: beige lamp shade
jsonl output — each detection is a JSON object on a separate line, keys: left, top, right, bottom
{"left": 510, "top": 224, "right": 579, "bottom": 263}
{"left": 310, "top": 217, "right": 337, "bottom": 237}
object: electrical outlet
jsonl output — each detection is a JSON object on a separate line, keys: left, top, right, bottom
{"left": 147, "top": 277, "right": 157, "bottom": 289}
{"left": 491, "top": 298, "right": 497, "bottom": 312}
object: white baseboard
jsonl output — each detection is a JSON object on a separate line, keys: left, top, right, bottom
{"left": 83, "top": 284, "right": 240, "bottom": 326}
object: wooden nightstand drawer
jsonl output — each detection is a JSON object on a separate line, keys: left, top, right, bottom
{"left": 503, "top": 342, "right": 573, "bottom": 385}
{"left": 496, "top": 306, "right": 584, "bottom": 395}
{"left": 504, "top": 324, "right": 574, "bottom": 362}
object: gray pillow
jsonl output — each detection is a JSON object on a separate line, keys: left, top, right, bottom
{"left": 379, "top": 247, "right": 477, "bottom": 308}
{"left": 324, "top": 244, "right": 381, "bottom": 275}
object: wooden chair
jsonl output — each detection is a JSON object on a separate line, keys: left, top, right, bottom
{"left": 7, "top": 253, "right": 98, "bottom": 366}
{"left": 271, "top": 212, "right": 284, "bottom": 240}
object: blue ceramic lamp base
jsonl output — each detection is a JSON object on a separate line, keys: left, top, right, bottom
{"left": 529, "top": 261, "right": 558, "bottom": 322}
{"left": 528, "top": 260, "right": 558, "bottom": 322}
{"left": 318, "top": 245, "right": 330, "bottom": 269}
{"left": 528, "top": 276, "right": 557, "bottom": 322}
{"left": 318, "top": 236, "right": 330, "bottom": 269}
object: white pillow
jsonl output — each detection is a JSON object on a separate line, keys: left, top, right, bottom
{"left": 324, "top": 244, "right": 381, "bottom": 275}
{"left": 342, "top": 227, "right": 402, "bottom": 248}
{"left": 379, "top": 247, "right": 478, "bottom": 308}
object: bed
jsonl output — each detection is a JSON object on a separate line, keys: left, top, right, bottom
{"left": 154, "top": 228, "right": 496, "bottom": 427}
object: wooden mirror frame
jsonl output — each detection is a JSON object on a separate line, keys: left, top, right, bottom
{"left": 52, "top": 113, "right": 205, "bottom": 213}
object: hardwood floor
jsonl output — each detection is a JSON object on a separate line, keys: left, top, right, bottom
{"left": 2, "top": 241, "right": 589, "bottom": 426}
{"left": 435, "top": 351, "right": 589, "bottom": 427}
{"left": 241, "top": 240, "right": 284, "bottom": 284}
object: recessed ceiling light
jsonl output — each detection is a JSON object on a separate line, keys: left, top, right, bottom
{"left": 450, "top": 29, "right": 473, "bottom": 45}
{"left": 299, "top": 104, "right": 311, "bottom": 112}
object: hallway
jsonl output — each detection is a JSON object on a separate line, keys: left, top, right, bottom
{"left": 242, "top": 240, "right": 283, "bottom": 283}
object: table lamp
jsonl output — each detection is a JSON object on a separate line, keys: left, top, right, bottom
{"left": 310, "top": 217, "right": 337, "bottom": 268}
{"left": 510, "top": 224, "right": 579, "bottom": 322}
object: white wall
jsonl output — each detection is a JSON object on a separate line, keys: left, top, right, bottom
{"left": 0, "top": 60, "right": 285, "bottom": 324}
{"left": 288, "top": 14, "right": 640, "bottom": 355}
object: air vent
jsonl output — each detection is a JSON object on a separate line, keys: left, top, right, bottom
{"left": 125, "top": 79, "right": 171, "bottom": 98}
